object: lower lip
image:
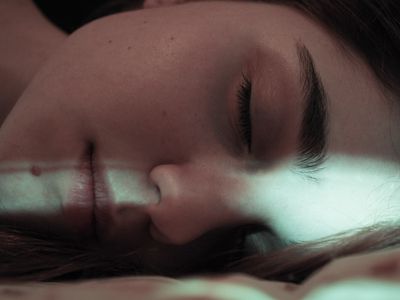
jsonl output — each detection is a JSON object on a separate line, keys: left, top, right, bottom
{"left": 63, "top": 151, "right": 95, "bottom": 238}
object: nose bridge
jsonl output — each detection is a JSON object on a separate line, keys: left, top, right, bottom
{"left": 147, "top": 162, "right": 247, "bottom": 245}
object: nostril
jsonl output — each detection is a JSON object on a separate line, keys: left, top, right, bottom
{"left": 149, "top": 163, "right": 181, "bottom": 204}
{"left": 147, "top": 175, "right": 162, "bottom": 205}
{"left": 154, "top": 184, "right": 161, "bottom": 204}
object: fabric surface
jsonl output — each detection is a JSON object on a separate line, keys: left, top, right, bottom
{"left": 1, "top": 248, "right": 399, "bottom": 300}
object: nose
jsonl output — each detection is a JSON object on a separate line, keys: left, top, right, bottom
{"left": 146, "top": 163, "right": 249, "bottom": 245}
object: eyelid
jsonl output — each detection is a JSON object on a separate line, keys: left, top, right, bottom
{"left": 236, "top": 72, "right": 253, "bottom": 153}
{"left": 226, "top": 69, "right": 254, "bottom": 158}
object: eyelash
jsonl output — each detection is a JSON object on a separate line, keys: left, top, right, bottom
{"left": 236, "top": 72, "right": 252, "bottom": 152}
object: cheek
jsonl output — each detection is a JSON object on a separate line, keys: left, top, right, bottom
{"left": 242, "top": 156, "right": 400, "bottom": 243}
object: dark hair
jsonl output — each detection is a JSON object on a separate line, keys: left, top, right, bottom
{"left": 1, "top": 0, "right": 400, "bottom": 284}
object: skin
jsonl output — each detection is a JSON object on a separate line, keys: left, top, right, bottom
{"left": 0, "top": 0, "right": 66, "bottom": 124}
{"left": 1, "top": 0, "right": 400, "bottom": 269}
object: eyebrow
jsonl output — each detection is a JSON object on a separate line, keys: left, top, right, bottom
{"left": 292, "top": 42, "right": 329, "bottom": 181}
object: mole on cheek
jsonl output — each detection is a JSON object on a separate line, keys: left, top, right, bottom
{"left": 30, "top": 165, "right": 42, "bottom": 176}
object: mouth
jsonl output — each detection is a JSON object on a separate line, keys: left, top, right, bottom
{"left": 64, "top": 143, "right": 148, "bottom": 245}
{"left": 64, "top": 143, "right": 102, "bottom": 241}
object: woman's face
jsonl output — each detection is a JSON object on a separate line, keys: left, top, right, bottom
{"left": 0, "top": 1, "right": 400, "bottom": 253}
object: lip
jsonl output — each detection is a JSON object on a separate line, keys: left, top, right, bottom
{"left": 64, "top": 143, "right": 114, "bottom": 242}
{"left": 64, "top": 144, "right": 149, "bottom": 245}
{"left": 63, "top": 146, "right": 96, "bottom": 239}
{"left": 90, "top": 149, "right": 114, "bottom": 244}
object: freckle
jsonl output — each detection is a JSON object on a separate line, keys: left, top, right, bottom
{"left": 30, "top": 165, "right": 42, "bottom": 177}
{"left": 162, "top": 110, "right": 167, "bottom": 117}
{"left": 108, "top": 40, "right": 112, "bottom": 44}
{"left": 128, "top": 46, "right": 132, "bottom": 50}
{"left": 143, "top": 20, "right": 148, "bottom": 24}
{"left": 370, "top": 259, "right": 399, "bottom": 276}
{"left": 170, "top": 36, "right": 175, "bottom": 41}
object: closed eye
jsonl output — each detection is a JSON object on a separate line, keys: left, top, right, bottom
{"left": 236, "top": 72, "right": 253, "bottom": 153}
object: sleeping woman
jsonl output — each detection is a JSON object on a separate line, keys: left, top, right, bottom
{"left": 0, "top": 0, "right": 400, "bottom": 296}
